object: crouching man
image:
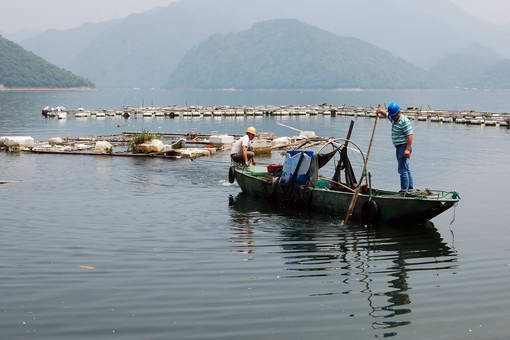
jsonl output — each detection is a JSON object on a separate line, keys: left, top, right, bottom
{"left": 231, "top": 127, "right": 257, "bottom": 166}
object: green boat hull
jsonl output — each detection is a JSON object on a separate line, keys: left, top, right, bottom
{"left": 234, "top": 169, "right": 460, "bottom": 224}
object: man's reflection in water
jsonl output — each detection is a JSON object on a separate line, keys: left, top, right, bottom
{"left": 229, "top": 195, "right": 255, "bottom": 256}
{"left": 229, "top": 193, "right": 458, "bottom": 336}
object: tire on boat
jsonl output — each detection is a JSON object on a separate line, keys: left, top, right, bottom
{"left": 360, "top": 199, "right": 380, "bottom": 225}
{"left": 228, "top": 167, "right": 236, "bottom": 184}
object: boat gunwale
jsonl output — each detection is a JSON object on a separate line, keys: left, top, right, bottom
{"left": 235, "top": 169, "right": 460, "bottom": 204}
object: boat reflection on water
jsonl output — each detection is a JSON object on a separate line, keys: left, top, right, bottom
{"left": 228, "top": 193, "right": 458, "bottom": 335}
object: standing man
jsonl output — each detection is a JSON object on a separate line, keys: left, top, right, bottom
{"left": 231, "top": 127, "right": 257, "bottom": 166}
{"left": 377, "top": 102, "right": 414, "bottom": 192}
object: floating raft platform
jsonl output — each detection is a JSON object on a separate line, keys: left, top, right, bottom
{"left": 0, "top": 131, "right": 322, "bottom": 160}
{"left": 0, "top": 132, "right": 224, "bottom": 160}
{"left": 41, "top": 104, "right": 510, "bottom": 128}
{"left": 27, "top": 149, "right": 185, "bottom": 159}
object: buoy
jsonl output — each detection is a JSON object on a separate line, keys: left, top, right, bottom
{"left": 361, "top": 200, "right": 379, "bottom": 225}
{"left": 228, "top": 167, "right": 236, "bottom": 184}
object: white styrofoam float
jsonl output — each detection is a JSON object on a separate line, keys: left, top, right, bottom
{"left": 271, "top": 137, "right": 292, "bottom": 149}
{"left": 94, "top": 141, "right": 113, "bottom": 154}
{"left": 0, "top": 136, "right": 35, "bottom": 149}
{"left": 298, "top": 131, "right": 317, "bottom": 139}
{"left": 209, "top": 135, "right": 235, "bottom": 145}
{"left": 48, "top": 137, "right": 64, "bottom": 146}
{"left": 133, "top": 139, "right": 164, "bottom": 153}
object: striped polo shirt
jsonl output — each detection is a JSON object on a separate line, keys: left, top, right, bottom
{"left": 391, "top": 115, "right": 414, "bottom": 146}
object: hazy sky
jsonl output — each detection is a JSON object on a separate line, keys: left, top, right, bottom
{"left": 0, "top": 0, "right": 509, "bottom": 35}
{"left": 0, "top": 0, "right": 175, "bottom": 34}
{"left": 451, "top": 0, "right": 510, "bottom": 24}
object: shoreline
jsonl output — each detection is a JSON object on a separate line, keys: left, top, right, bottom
{"left": 0, "top": 87, "right": 95, "bottom": 92}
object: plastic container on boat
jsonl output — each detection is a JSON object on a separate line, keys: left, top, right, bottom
{"left": 315, "top": 178, "right": 330, "bottom": 189}
{"left": 247, "top": 166, "right": 269, "bottom": 177}
{"left": 280, "top": 151, "right": 315, "bottom": 185}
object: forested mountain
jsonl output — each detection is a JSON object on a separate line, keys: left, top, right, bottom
{"left": 17, "top": 0, "right": 510, "bottom": 87}
{"left": 167, "top": 20, "right": 426, "bottom": 89}
{"left": 0, "top": 35, "right": 93, "bottom": 88}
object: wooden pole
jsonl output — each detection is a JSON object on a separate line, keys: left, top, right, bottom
{"left": 343, "top": 112, "right": 380, "bottom": 224}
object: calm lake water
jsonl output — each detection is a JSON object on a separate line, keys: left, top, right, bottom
{"left": 1, "top": 89, "right": 510, "bottom": 339}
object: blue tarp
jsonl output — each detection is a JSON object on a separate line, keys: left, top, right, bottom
{"left": 280, "top": 151, "right": 316, "bottom": 186}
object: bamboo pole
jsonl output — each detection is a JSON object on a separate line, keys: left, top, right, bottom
{"left": 343, "top": 111, "right": 380, "bottom": 224}
{"left": 320, "top": 178, "right": 356, "bottom": 193}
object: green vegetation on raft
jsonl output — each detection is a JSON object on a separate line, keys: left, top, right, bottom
{"left": 128, "top": 131, "right": 161, "bottom": 151}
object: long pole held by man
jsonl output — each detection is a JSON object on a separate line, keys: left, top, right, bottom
{"left": 344, "top": 102, "right": 416, "bottom": 224}
{"left": 343, "top": 107, "right": 380, "bottom": 224}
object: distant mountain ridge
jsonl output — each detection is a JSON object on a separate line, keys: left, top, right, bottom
{"left": 16, "top": 0, "right": 510, "bottom": 88}
{"left": 21, "top": 19, "right": 120, "bottom": 70}
{"left": 168, "top": 19, "right": 426, "bottom": 89}
{"left": 0, "top": 35, "right": 93, "bottom": 88}
{"left": 478, "top": 59, "right": 510, "bottom": 89}
{"left": 427, "top": 44, "right": 500, "bottom": 87}
{"left": 426, "top": 44, "right": 510, "bottom": 88}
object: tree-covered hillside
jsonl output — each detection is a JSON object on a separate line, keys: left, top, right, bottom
{"left": 167, "top": 19, "right": 426, "bottom": 89}
{"left": 0, "top": 35, "right": 93, "bottom": 88}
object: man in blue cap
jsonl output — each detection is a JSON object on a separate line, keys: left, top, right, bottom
{"left": 377, "top": 102, "right": 414, "bottom": 192}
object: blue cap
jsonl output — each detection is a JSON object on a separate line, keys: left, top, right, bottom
{"left": 387, "top": 101, "right": 400, "bottom": 121}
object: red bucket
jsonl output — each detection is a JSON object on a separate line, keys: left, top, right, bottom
{"left": 267, "top": 164, "right": 283, "bottom": 174}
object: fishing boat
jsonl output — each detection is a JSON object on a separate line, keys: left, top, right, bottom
{"left": 233, "top": 167, "right": 459, "bottom": 224}
{"left": 230, "top": 121, "right": 460, "bottom": 225}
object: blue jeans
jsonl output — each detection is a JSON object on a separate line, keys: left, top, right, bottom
{"left": 395, "top": 144, "right": 414, "bottom": 191}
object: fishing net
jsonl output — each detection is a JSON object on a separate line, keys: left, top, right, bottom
{"left": 333, "top": 146, "right": 357, "bottom": 188}
{"left": 317, "top": 145, "right": 357, "bottom": 189}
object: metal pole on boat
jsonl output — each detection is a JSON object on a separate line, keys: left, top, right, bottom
{"left": 343, "top": 108, "right": 380, "bottom": 224}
